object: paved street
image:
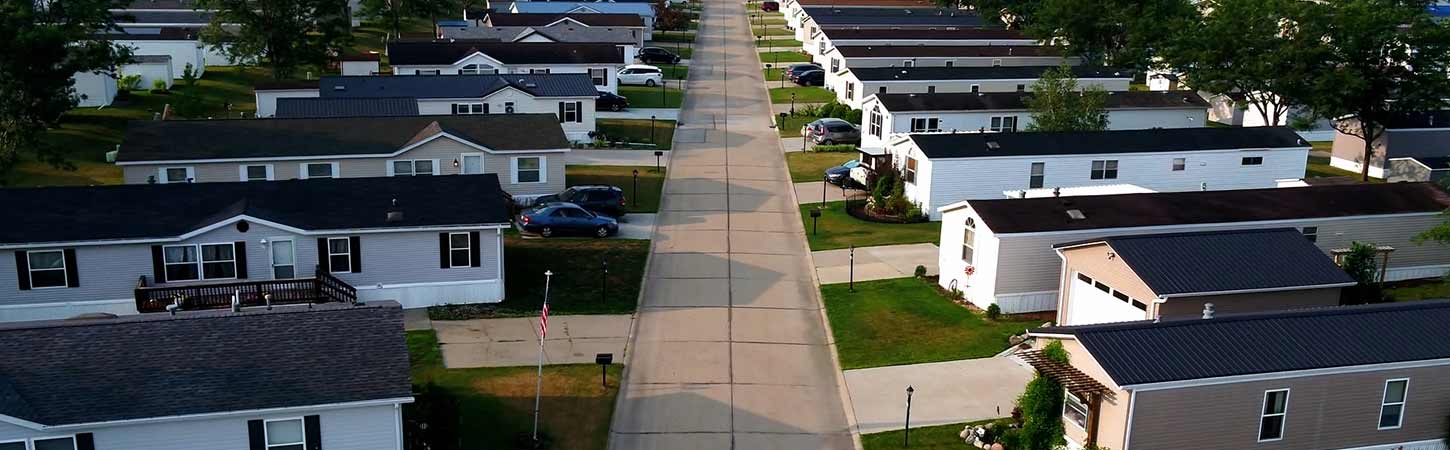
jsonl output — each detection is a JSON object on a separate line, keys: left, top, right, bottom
{"left": 843, "top": 358, "right": 1032, "bottom": 434}
{"left": 608, "top": 0, "right": 857, "bottom": 448}
{"left": 813, "top": 243, "right": 939, "bottom": 285}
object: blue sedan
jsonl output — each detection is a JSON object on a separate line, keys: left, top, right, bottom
{"left": 515, "top": 203, "right": 619, "bottom": 238}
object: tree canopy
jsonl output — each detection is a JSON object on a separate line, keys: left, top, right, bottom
{"left": 1024, "top": 65, "right": 1109, "bottom": 132}
{"left": 196, "top": 0, "right": 354, "bottom": 80}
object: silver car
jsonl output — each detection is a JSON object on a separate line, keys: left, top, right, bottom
{"left": 804, "top": 118, "right": 861, "bottom": 145}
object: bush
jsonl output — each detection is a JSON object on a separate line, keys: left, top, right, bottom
{"left": 118, "top": 74, "right": 142, "bottom": 91}
{"left": 871, "top": 169, "right": 896, "bottom": 207}
{"left": 986, "top": 304, "right": 1001, "bottom": 320}
{"left": 813, "top": 144, "right": 856, "bottom": 152}
{"left": 151, "top": 79, "right": 167, "bottom": 90}
{"left": 886, "top": 176, "right": 910, "bottom": 215}
{"left": 404, "top": 383, "right": 460, "bottom": 450}
{"left": 914, "top": 265, "right": 927, "bottom": 278}
{"left": 181, "top": 63, "right": 198, "bottom": 87}
{"left": 1017, "top": 341, "right": 1068, "bottom": 450}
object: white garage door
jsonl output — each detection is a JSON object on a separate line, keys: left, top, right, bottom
{"left": 1067, "top": 276, "right": 1146, "bottom": 326}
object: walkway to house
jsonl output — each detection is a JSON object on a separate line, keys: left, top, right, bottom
{"left": 425, "top": 315, "right": 634, "bottom": 368}
{"left": 843, "top": 357, "right": 1032, "bottom": 434}
{"left": 566, "top": 149, "right": 672, "bottom": 166}
{"left": 606, "top": 0, "right": 857, "bottom": 447}
{"left": 795, "top": 181, "right": 866, "bottom": 205}
{"left": 598, "top": 107, "right": 682, "bottom": 121}
{"left": 813, "top": 243, "right": 939, "bottom": 285}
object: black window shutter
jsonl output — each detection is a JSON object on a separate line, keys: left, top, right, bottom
{"left": 13, "top": 251, "right": 30, "bottom": 291}
{"left": 150, "top": 245, "right": 166, "bottom": 283}
{"left": 470, "top": 231, "right": 482, "bottom": 267}
{"left": 75, "top": 433, "right": 94, "bottom": 450}
{"left": 575, "top": 101, "right": 583, "bottom": 123}
{"left": 234, "top": 241, "right": 248, "bottom": 279}
{"left": 349, "top": 236, "right": 362, "bottom": 273}
{"left": 316, "top": 238, "right": 330, "bottom": 273}
{"left": 451, "top": 103, "right": 459, "bottom": 115}
{"left": 63, "top": 249, "right": 79, "bottom": 288}
{"left": 247, "top": 419, "right": 266, "bottom": 450}
{"left": 558, "top": 102, "right": 565, "bottom": 123}
{"left": 304, "top": 415, "right": 322, "bottom": 450}
{"left": 483, "top": 103, "right": 490, "bottom": 114}
{"left": 439, "top": 233, "right": 450, "bottom": 269}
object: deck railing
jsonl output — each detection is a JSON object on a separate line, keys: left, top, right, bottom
{"left": 134, "top": 271, "right": 357, "bottom": 313}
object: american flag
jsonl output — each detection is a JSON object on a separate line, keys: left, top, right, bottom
{"left": 539, "top": 301, "right": 550, "bottom": 338}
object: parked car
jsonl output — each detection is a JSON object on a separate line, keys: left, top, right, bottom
{"left": 805, "top": 118, "right": 861, "bottom": 145}
{"left": 533, "top": 185, "right": 628, "bottom": 217}
{"left": 787, "top": 63, "right": 822, "bottom": 79}
{"left": 617, "top": 64, "right": 664, "bottom": 87}
{"left": 761, "top": 0, "right": 779, "bottom": 11}
{"left": 824, "top": 159, "right": 860, "bottom": 186}
{"left": 793, "top": 69, "right": 824, "bottom": 86}
{"left": 515, "top": 203, "right": 620, "bottom": 238}
{"left": 597, "top": 91, "right": 630, "bottom": 111}
{"left": 637, "top": 47, "right": 682, "bottom": 65}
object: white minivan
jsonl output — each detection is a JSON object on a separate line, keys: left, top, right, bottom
{"left": 617, "top": 64, "right": 664, "bottom": 86}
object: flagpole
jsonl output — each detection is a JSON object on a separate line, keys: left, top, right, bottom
{"left": 533, "top": 270, "right": 552, "bottom": 444}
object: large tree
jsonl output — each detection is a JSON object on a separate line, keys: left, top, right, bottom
{"left": 1291, "top": 0, "right": 1450, "bottom": 181}
{"left": 1025, "top": 65, "right": 1109, "bottom": 132}
{"left": 197, "top": 0, "right": 354, "bottom": 80}
{"left": 1025, "top": 0, "right": 1196, "bottom": 69}
{"left": 0, "top": 0, "right": 132, "bottom": 182}
{"left": 358, "top": 0, "right": 407, "bottom": 40}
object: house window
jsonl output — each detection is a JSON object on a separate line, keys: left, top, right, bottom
{"left": 1063, "top": 391, "right": 1089, "bottom": 430}
{"left": 1016, "top": 84, "right": 1026, "bottom": 92}
{"left": 160, "top": 166, "right": 194, "bottom": 183}
{"left": 1259, "top": 389, "right": 1290, "bottom": 441}
{"left": 242, "top": 164, "right": 273, "bottom": 181}
{"left": 830, "top": 58, "right": 840, "bottom": 72}
{"left": 819, "top": 41, "right": 827, "bottom": 54}
{"left": 1242, "top": 156, "right": 1264, "bottom": 165}
{"left": 868, "top": 107, "right": 883, "bottom": 137}
{"left": 453, "top": 103, "right": 487, "bottom": 115}
{"left": 903, "top": 157, "right": 917, "bottom": 184}
{"left": 417, "top": 69, "right": 441, "bottom": 75}
{"left": 271, "top": 239, "right": 295, "bottom": 279}
{"left": 529, "top": 68, "right": 551, "bottom": 74}
{"left": 461, "top": 154, "right": 483, "bottom": 174}
{"left": 514, "top": 156, "right": 544, "bottom": 183}
{"left": 878, "top": 86, "right": 887, "bottom": 94}
{"left": 845, "top": 82, "right": 855, "bottom": 100}
{"left": 448, "top": 232, "right": 472, "bottom": 268}
{"left": 590, "top": 68, "right": 608, "bottom": 86}
{"left": 1301, "top": 226, "right": 1318, "bottom": 243}
{"left": 961, "top": 218, "right": 975, "bottom": 263}
{"left": 265, "top": 418, "right": 307, "bottom": 450}
{"left": 1379, "top": 379, "right": 1408, "bottom": 429}
{"left": 0, "top": 441, "right": 25, "bottom": 450}
{"left": 909, "top": 117, "right": 939, "bottom": 132}
{"left": 200, "top": 243, "right": 237, "bottom": 279}
{"left": 903, "top": 60, "right": 914, "bottom": 68}
{"left": 560, "top": 102, "right": 581, "bottom": 122}
{"left": 945, "top": 61, "right": 953, "bottom": 67}
{"left": 390, "top": 159, "right": 436, "bottom": 176}
{"left": 327, "top": 237, "right": 353, "bottom": 273}
{"left": 1029, "top": 162, "right": 1045, "bottom": 189}
{"left": 1091, "top": 160, "right": 1119, "bottom": 180}
{"left": 459, "top": 64, "right": 494, "bottom": 75}
{"left": 970, "top": 84, "right": 980, "bottom": 93}
{"left": 32, "top": 437, "right": 76, "bottom": 450}
{"left": 163, "top": 243, "right": 236, "bottom": 281}
{"left": 163, "top": 245, "right": 199, "bottom": 281}
{"left": 1172, "top": 158, "right": 1186, "bottom": 171}
{"left": 992, "top": 58, "right": 1003, "bottom": 67}
{"left": 26, "top": 250, "right": 67, "bottom": 289}
{"left": 302, "top": 162, "right": 336, "bottom": 179}
{"left": 990, "top": 116, "right": 1017, "bottom": 132}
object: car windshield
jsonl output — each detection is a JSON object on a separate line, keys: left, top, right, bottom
{"left": 843, "top": 160, "right": 860, "bottom": 168}
{"left": 556, "top": 188, "right": 581, "bottom": 201}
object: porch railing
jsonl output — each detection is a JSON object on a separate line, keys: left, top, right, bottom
{"left": 134, "top": 270, "right": 357, "bottom": 313}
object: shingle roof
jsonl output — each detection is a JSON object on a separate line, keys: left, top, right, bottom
{"left": 440, "top": 25, "right": 641, "bottom": 44}
{"left": 96, "top": 26, "right": 201, "bottom": 41}
{"left": 386, "top": 40, "right": 624, "bottom": 65}
{"left": 119, "top": 115, "right": 568, "bottom": 162}
{"left": 115, "top": 10, "right": 213, "bottom": 25}
{"left": 849, "top": 65, "right": 1130, "bottom": 81}
{"left": 1058, "top": 229, "right": 1356, "bottom": 296}
{"left": 873, "top": 91, "right": 1208, "bottom": 112}
{"left": 484, "top": 12, "right": 644, "bottom": 27}
{"left": 803, "top": 7, "right": 984, "bottom": 26}
{"left": 821, "top": 28, "right": 1031, "bottom": 41}
{"left": 274, "top": 97, "right": 420, "bottom": 118}
{"left": 797, "top": 0, "right": 936, "bottom": 7}
{"left": 909, "top": 126, "right": 1306, "bottom": 159}
{"left": 966, "top": 182, "right": 1450, "bottom": 234}
{"left": 1033, "top": 300, "right": 1450, "bottom": 386}
{"left": 0, "top": 302, "right": 412, "bottom": 426}
{"left": 319, "top": 74, "right": 598, "bottom": 98}
{"left": 0, "top": 175, "right": 512, "bottom": 245}
{"left": 835, "top": 45, "right": 1061, "bottom": 58}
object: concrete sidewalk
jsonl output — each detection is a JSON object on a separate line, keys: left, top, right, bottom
{"left": 844, "top": 357, "right": 1031, "bottom": 433}
{"left": 598, "top": 107, "right": 681, "bottom": 121}
{"left": 566, "top": 149, "right": 671, "bottom": 166}
{"left": 795, "top": 181, "right": 865, "bottom": 205}
{"left": 432, "top": 315, "right": 634, "bottom": 368}
{"left": 813, "top": 243, "right": 939, "bottom": 285}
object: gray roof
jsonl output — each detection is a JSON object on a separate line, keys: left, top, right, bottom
{"left": 908, "top": 126, "right": 1306, "bottom": 160}
{"left": 440, "top": 25, "right": 642, "bottom": 44}
{"left": 835, "top": 45, "right": 1060, "bottom": 58}
{"left": 803, "top": 7, "right": 983, "bottom": 26}
{"left": 850, "top": 65, "right": 1130, "bottom": 82}
{"left": 274, "top": 97, "right": 420, "bottom": 118}
{"left": 1408, "top": 155, "right": 1450, "bottom": 170}
{"left": 0, "top": 302, "right": 412, "bottom": 426}
{"left": 319, "top": 74, "right": 598, "bottom": 99}
{"left": 116, "top": 10, "right": 213, "bottom": 25}
{"left": 1057, "top": 229, "right": 1356, "bottom": 296}
{"left": 1032, "top": 300, "right": 1450, "bottom": 386}
{"left": 820, "top": 27, "right": 1031, "bottom": 41}
{"left": 386, "top": 40, "right": 623, "bottom": 65}
{"left": 873, "top": 91, "right": 1208, "bottom": 112}
{"left": 119, "top": 114, "right": 569, "bottom": 162}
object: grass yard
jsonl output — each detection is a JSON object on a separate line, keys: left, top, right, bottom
{"left": 661, "top": 65, "right": 689, "bottom": 80}
{"left": 650, "top": 43, "right": 695, "bottom": 59}
{"left": 753, "top": 27, "right": 795, "bottom": 37}
{"left": 860, "top": 420, "right": 1002, "bottom": 450}
{"left": 651, "top": 31, "right": 696, "bottom": 43}
{"left": 785, "top": 149, "right": 851, "bottom": 181}
{"left": 597, "top": 118, "right": 677, "bottom": 150}
{"left": 619, "top": 86, "right": 685, "bottom": 108}
{"left": 1388, "top": 278, "right": 1450, "bottom": 301}
{"left": 755, "top": 38, "right": 803, "bottom": 48}
{"left": 777, "top": 114, "right": 821, "bottom": 138}
{"left": 1307, "top": 155, "right": 1379, "bottom": 181}
{"left": 566, "top": 165, "right": 666, "bottom": 213}
{"left": 800, "top": 201, "right": 941, "bottom": 251}
{"left": 407, "top": 331, "right": 622, "bottom": 450}
{"left": 431, "top": 238, "right": 650, "bottom": 319}
{"left": 770, "top": 86, "right": 835, "bottom": 103}
{"left": 821, "top": 278, "right": 1040, "bottom": 369}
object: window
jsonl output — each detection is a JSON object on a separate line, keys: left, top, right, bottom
{"left": 819, "top": 41, "right": 827, "bottom": 54}
{"left": 909, "top": 117, "right": 939, "bottom": 132}
{"left": 1029, "top": 162, "right": 1045, "bottom": 189}
{"left": 327, "top": 237, "right": 353, "bottom": 273}
{"left": 529, "top": 68, "right": 551, "bottom": 74}
{"left": 461, "top": 154, "right": 483, "bottom": 174}
{"left": 242, "top": 164, "right": 273, "bottom": 181}
{"left": 1259, "top": 389, "right": 1289, "bottom": 441}
{"left": 163, "top": 243, "right": 236, "bottom": 281}
{"left": 830, "top": 58, "right": 840, "bottom": 72}
{"left": 417, "top": 69, "right": 441, "bottom": 75}
{"left": 0, "top": 441, "right": 25, "bottom": 450}
{"left": 271, "top": 239, "right": 295, "bottom": 279}
{"left": 878, "top": 86, "right": 887, "bottom": 94}
{"left": 265, "top": 418, "right": 306, "bottom": 450}
{"left": 1063, "top": 391, "right": 1089, "bottom": 429}
{"left": 459, "top": 64, "right": 495, "bottom": 75}
{"left": 514, "top": 156, "right": 544, "bottom": 183}
{"left": 961, "top": 218, "right": 975, "bottom": 263}
{"left": 1016, "top": 84, "right": 1026, "bottom": 92}
{"left": 504, "top": 102, "right": 516, "bottom": 113}
{"left": 26, "top": 250, "right": 67, "bottom": 289}
{"left": 448, "top": 232, "right": 472, "bottom": 268}
{"left": 868, "top": 107, "right": 883, "bottom": 137}
{"left": 160, "top": 166, "right": 194, "bottom": 183}
{"left": 945, "top": 61, "right": 954, "bottom": 67}
{"left": 903, "top": 157, "right": 917, "bottom": 184}
{"left": 390, "top": 159, "right": 436, "bottom": 176}
{"left": 590, "top": 68, "right": 608, "bottom": 86}
{"left": 1242, "top": 156, "right": 1264, "bottom": 165}
{"left": 990, "top": 116, "right": 1017, "bottom": 132}
{"left": 1301, "top": 226, "right": 1318, "bottom": 243}
{"left": 32, "top": 437, "right": 76, "bottom": 450}
{"left": 1380, "top": 379, "right": 1408, "bottom": 429}
{"left": 302, "top": 162, "right": 336, "bottom": 179}
{"left": 163, "top": 245, "right": 199, "bottom": 281}
{"left": 1172, "top": 158, "right": 1186, "bottom": 171}
{"left": 452, "top": 103, "right": 486, "bottom": 114}
{"left": 992, "top": 58, "right": 1003, "bottom": 67}
{"left": 1091, "top": 160, "right": 1119, "bottom": 180}
{"left": 560, "top": 102, "right": 581, "bottom": 122}
{"left": 970, "top": 84, "right": 980, "bottom": 93}
{"left": 903, "top": 60, "right": 914, "bottom": 67}
{"left": 200, "top": 243, "right": 237, "bottom": 279}
{"left": 845, "top": 82, "right": 855, "bottom": 100}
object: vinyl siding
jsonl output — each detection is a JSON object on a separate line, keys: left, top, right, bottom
{"left": 1127, "top": 364, "right": 1450, "bottom": 450}
{"left": 1051, "top": 338, "right": 1132, "bottom": 450}
{"left": 860, "top": 105, "right": 1209, "bottom": 149}
{"left": 392, "top": 56, "right": 624, "bottom": 93}
{"left": 0, "top": 404, "right": 403, "bottom": 450}
{"left": 836, "top": 72, "right": 1132, "bottom": 109}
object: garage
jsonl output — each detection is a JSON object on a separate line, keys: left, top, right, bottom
{"left": 1066, "top": 273, "right": 1148, "bottom": 326}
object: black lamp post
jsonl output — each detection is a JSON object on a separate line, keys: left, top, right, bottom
{"left": 820, "top": 173, "right": 827, "bottom": 209}
{"left": 790, "top": 92, "right": 796, "bottom": 116}
{"left": 601, "top": 259, "right": 608, "bottom": 303}
{"left": 632, "top": 169, "right": 639, "bottom": 206}
{"left": 904, "top": 386, "right": 915, "bottom": 448}
{"left": 649, "top": 115, "right": 657, "bottom": 144}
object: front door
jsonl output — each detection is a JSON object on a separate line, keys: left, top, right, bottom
{"left": 271, "top": 239, "right": 296, "bottom": 279}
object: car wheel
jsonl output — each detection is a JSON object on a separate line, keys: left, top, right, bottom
{"left": 645, "top": 79, "right": 657, "bottom": 87}
{"left": 821, "top": 139, "right": 834, "bottom": 145}
{"left": 595, "top": 226, "right": 611, "bottom": 238}
{"left": 611, "top": 103, "right": 623, "bottom": 112}
{"left": 541, "top": 227, "right": 554, "bottom": 238}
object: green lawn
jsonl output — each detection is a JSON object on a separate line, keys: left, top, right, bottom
{"left": 861, "top": 420, "right": 1003, "bottom": 450}
{"left": 619, "top": 86, "right": 685, "bottom": 108}
{"left": 755, "top": 38, "right": 803, "bottom": 48}
{"left": 566, "top": 165, "right": 666, "bottom": 213}
{"left": 821, "top": 278, "right": 1040, "bottom": 369}
{"left": 801, "top": 201, "right": 941, "bottom": 251}
{"left": 651, "top": 31, "right": 696, "bottom": 43}
{"left": 661, "top": 65, "right": 689, "bottom": 80}
{"left": 649, "top": 43, "right": 694, "bottom": 59}
{"left": 770, "top": 86, "right": 836, "bottom": 104}
{"left": 777, "top": 114, "right": 821, "bottom": 137}
{"left": 763, "top": 67, "right": 787, "bottom": 81}
{"left": 1308, "top": 155, "right": 1379, "bottom": 181}
{"left": 1388, "top": 278, "right": 1450, "bottom": 301}
{"left": 597, "top": 118, "right": 677, "bottom": 150}
{"left": 407, "top": 331, "right": 622, "bottom": 450}
{"left": 785, "top": 150, "right": 851, "bottom": 181}
{"left": 753, "top": 27, "right": 796, "bottom": 37}
{"left": 431, "top": 238, "right": 650, "bottom": 319}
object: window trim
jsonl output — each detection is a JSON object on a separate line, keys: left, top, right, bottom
{"left": 326, "top": 237, "right": 354, "bottom": 274}
{"left": 460, "top": 153, "right": 485, "bottom": 175}
{"left": 589, "top": 68, "right": 608, "bottom": 86}
{"left": 0, "top": 439, "right": 26, "bottom": 450}
{"left": 447, "top": 232, "right": 472, "bottom": 268}
{"left": 909, "top": 117, "right": 939, "bottom": 133}
{"left": 970, "top": 84, "right": 980, "bottom": 93}
{"left": 387, "top": 159, "right": 440, "bottom": 177}
{"left": 1029, "top": 162, "right": 1045, "bottom": 189}
{"left": 162, "top": 243, "right": 238, "bottom": 282}
{"left": 25, "top": 250, "right": 68, "bottom": 290}
{"left": 269, "top": 238, "right": 296, "bottom": 280}
{"left": 240, "top": 164, "right": 275, "bottom": 181}
{"left": 29, "top": 435, "right": 77, "bottom": 450}
{"left": 868, "top": 106, "right": 883, "bottom": 137}
{"left": 159, "top": 166, "right": 195, "bottom": 184}
{"left": 1378, "top": 378, "right": 1409, "bottom": 430}
{"left": 1062, "top": 390, "right": 1089, "bottom": 431}
{"left": 452, "top": 103, "right": 487, "bottom": 115}
{"left": 961, "top": 218, "right": 975, "bottom": 263}
{"left": 903, "top": 157, "right": 918, "bottom": 184}
{"left": 990, "top": 116, "right": 1017, "bottom": 133}
{"left": 1301, "top": 226, "right": 1318, "bottom": 243}
{"left": 299, "top": 162, "right": 339, "bottom": 179}
{"left": 1258, "top": 389, "right": 1290, "bottom": 442}
{"left": 1172, "top": 158, "right": 1186, "bottom": 171}
{"left": 511, "top": 156, "right": 547, "bottom": 184}
{"left": 1091, "top": 159, "right": 1119, "bottom": 180}
{"left": 561, "top": 101, "right": 581, "bottom": 122}
{"left": 263, "top": 417, "right": 307, "bottom": 450}
{"left": 1242, "top": 156, "right": 1265, "bottom": 166}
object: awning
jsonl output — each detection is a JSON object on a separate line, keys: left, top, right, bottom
{"left": 1016, "top": 349, "right": 1113, "bottom": 398}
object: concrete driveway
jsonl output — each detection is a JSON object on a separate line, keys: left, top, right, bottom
{"left": 431, "top": 315, "right": 634, "bottom": 368}
{"left": 598, "top": 108, "right": 681, "bottom": 121}
{"left": 796, "top": 181, "right": 865, "bottom": 205}
{"left": 844, "top": 357, "right": 1032, "bottom": 433}
{"left": 813, "top": 243, "right": 939, "bottom": 284}
{"left": 566, "top": 149, "right": 671, "bottom": 167}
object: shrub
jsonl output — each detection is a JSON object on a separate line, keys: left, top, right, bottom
{"left": 151, "top": 78, "right": 167, "bottom": 90}
{"left": 1341, "top": 241, "right": 1387, "bottom": 304}
{"left": 871, "top": 169, "right": 896, "bottom": 207}
{"left": 886, "top": 176, "right": 910, "bottom": 215}
{"left": 404, "top": 383, "right": 460, "bottom": 450}
{"left": 812, "top": 144, "right": 856, "bottom": 152}
{"left": 1017, "top": 341, "right": 1068, "bottom": 450}
{"left": 118, "top": 74, "right": 142, "bottom": 91}
{"left": 914, "top": 265, "right": 927, "bottom": 278}
{"left": 987, "top": 304, "right": 1001, "bottom": 320}
{"left": 181, "top": 63, "right": 198, "bottom": 87}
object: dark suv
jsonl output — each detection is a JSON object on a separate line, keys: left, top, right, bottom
{"left": 533, "top": 185, "right": 627, "bottom": 217}
{"left": 637, "top": 47, "right": 682, "bottom": 65}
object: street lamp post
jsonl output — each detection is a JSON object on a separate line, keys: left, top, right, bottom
{"left": 601, "top": 259, "right": 608, "bottom": 304}
{"left": 650, "top": 115, "right": 657, "bottom": 144}
{"left": 632, "top": 169, "right": 639, "bottom": 206}
{"left": 904, "top": 386, "right": 915, "bottom": 448}
{"left": 653, "top": 150, "right": 663, "bottom": 172}
{"left": 790, "top": 92, "right": 796, "bottom": 116}
{"left": 820, "top": 173, "right": 827, "bottom": 209}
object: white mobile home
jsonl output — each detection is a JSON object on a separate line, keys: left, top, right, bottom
{"left": 387, "top": 40, "right": 627, "bottom": 93}
{"left": 70, "top": 70, "right": 117, "bottom": 107}
{"left": 821, "top": 45, "right": 1079, "bottom": 92}
{"left": 834, "top": 66, "right": 1132, "bottom": 109}
{"left": 806, "top": 27, "right": 1038, "bottom": 64}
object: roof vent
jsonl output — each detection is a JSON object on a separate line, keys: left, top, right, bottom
{"left": 1065, "top": 209, "right": 1085, "bottom": 220}
{"left": 985, "top": 140, "right": 999, "bottom": 150}
{"left": 333, "top": 85, "right": 345, "bottom": 91}
{"left": 1201, "top": 303, "right": 1215, "bottom": 319}
{"left": 386, "top": 198, "right": 405, "bottom": 223}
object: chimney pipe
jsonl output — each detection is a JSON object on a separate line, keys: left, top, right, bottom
{"left": 1202, "top": 303, "right": 1216, "bottom": 319}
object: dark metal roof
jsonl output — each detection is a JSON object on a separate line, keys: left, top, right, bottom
{"left": 1408, "top": 155, "right": 1450, "bottom": 170}
{"left": 803, "top": 7, "right": 984, "bottom": 26}
{"left": 909, "top": 126, "right": 1305, "bottom": 160}
{"left": 967, "top": 182, "right": 1450, "bottom": 234}
{"left": 1383, "top": 110, "right": 1450, "bottom": 129}
{"left": 821, "top": 28, "right": 1030, "bottom": 41}
{"left": 95, "top": 26, "right": 200, "bottom": 41}
{"left": 835, "top": 45, "right": 1061, "bottom": 58}
{"left": 0, "top": 175, "right": 512, "bottom": 245}
{"left": 849, "top": 65, "right": 1130, "bottom": 81}
{"left": 797, "top": 0, "right": 936, "bottom": 7}
{"left": 873, "top": 91, "right": 1208, "bottom": 112}
{"left": 274, "top": 97, "right": 420, "bottom": 118}
{"left": 386, "top": 40, "right": 624, "bottom": 65}
{"left": 119, "top": 114, "right": 569, "bottom": 161}
{"left": 0, "top": 302, "right": 412, "bottom": 426}
{"left": 115, "top": 10, "right": 213, "bottom": 24}
{"left": 484, "top": 12, "right": 644, "bottom": 27}
{"left": 254, "top": 80, "right": 319, "bottom": 91}
{"left": 318, "top": 74, "right": 598, "bottom": 98}
{"left": 1057, "top": 229, "right": 1355, "bottom": 296}
{"left": 441, "top": 25, "right": 641, "bottom": 44}
{"left": 1034, "top": 300, "right": 1450, "bottom": 386}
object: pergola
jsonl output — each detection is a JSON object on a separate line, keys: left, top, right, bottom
{"left": 1017, "top": 349, "right": 1114, "bottom": 447}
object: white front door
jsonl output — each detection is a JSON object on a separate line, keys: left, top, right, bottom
{"left": 271, "top": 239, "right": 296, "bottom": 279}
{"left": 461, "top": 154, "right": 484, "bottom": 174}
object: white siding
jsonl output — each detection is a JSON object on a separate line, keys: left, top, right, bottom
{"left": 120, "top": 62, "right": 175, "bottom": 90}
{"left": 117, "top": 40, "right": 206, "bottom": 78}
{"left": 393, "top": 54, "right": 624, "bottom": 93}
{"left": 0, "top": 404, "right": 403, "bottom": 450}
{"left": 342, "top": 60, "right": 381, "bottom": 76}
{"left": 835, "top": 72, "right": 1133, "bottom": 109}
{"left": 253, "top": 89, "right": 321, "bottom": 118}
{"left": 70, "top": 71, "right": 117, "bottom": 108}
{"left": 859, "top": 99, "right": 1210, "bottom": 149}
